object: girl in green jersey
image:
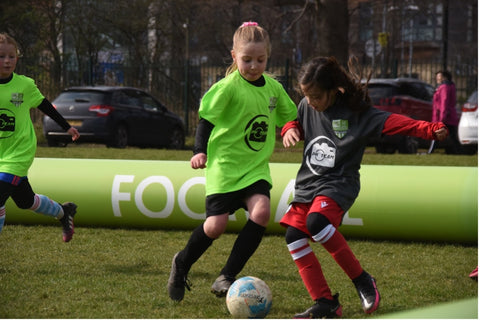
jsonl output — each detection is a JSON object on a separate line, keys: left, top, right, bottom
{"left": 0, "top": 33, "right": 80, "bottom": 242}
{"left": 168, "top": 22, "right": 297, "bottom": 302}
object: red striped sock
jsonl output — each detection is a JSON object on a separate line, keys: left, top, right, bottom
{"left": 288, "top": 238, "right": 333, "bottom": 300}
{"left": 322, "top": 230, "right": 363, "bottom": 280}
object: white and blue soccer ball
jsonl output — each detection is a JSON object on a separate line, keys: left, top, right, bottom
{"left": 226, "top": 276, "right": 272, "bottom": 318}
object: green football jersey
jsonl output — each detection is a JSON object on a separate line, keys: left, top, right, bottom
{"left": 199, "top": 71, "right": 297, "bottom": 195}
{"left": 0, "top": 73, "right": 44, "bottom": 176}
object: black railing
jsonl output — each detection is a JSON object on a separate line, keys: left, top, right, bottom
{"left": 18, "top": 57, "right": 477, "bottom": 136}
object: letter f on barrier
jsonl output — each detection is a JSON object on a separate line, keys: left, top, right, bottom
{"left": 112, "top": 175, "right": 135, "bottom": 217}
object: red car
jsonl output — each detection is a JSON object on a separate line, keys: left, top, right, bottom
{"left": 366, "top": 78, "right": 435, "bottom": 153}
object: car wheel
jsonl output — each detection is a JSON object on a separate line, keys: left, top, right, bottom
{"left": 108, "top": 125, "right": 128, "bottom": 148}
{"left": 46, "top": 137, "right": 67, "bottom": 147}
{"left": 398, "top": 136, "right": 418, "bottom": 154}
{"left": 168, "top": 127, "right": 185, "bottom": 149}
{"left": 459, "top": 145, "right": 477, "bottom": 155}
{"left": 375, "top": 142, "right": 396, "bottom": 154}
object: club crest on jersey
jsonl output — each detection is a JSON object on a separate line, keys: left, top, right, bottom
{"left": 244, "top": 114, "right": 269, "bottom": 151}
{"left": 10, "top": 93, "right": 23, "bottom": 107}
{"left": 268, "top": 97, "right": 277, "bottom": 113}
{"left": 332, "top": 119, "right": 348, "bottom": 138}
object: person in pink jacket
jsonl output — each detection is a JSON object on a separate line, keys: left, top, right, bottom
{"left": 432, "top": 70, "right": 461, "bottom": 153}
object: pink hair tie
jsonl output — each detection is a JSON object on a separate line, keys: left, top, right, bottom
{"left": 241, "top": 21, "right": 258, "bottom": 28}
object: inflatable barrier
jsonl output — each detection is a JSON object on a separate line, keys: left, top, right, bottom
{"left": 380, "top": 297, "right": 478, "bottom": 319}
{"left": 4, "top": 158, "right": 478, "bottom": 244}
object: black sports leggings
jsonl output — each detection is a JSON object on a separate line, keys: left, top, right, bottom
{"left": 0, "top": 179, "right": 35, "bottom": 209}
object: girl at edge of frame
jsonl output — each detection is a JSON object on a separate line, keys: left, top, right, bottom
{"left": 281, "top": 56, "right": 448, "bottom": 318}
{"left": 167, "top": 21, "right": 298, "bottom": 302}
{"left": 0, "top": 33, "right": 80, "bottom": 242}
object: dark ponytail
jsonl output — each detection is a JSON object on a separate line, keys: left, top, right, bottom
{"left": 297, "top": 56, "right": 371, "bottom": 112}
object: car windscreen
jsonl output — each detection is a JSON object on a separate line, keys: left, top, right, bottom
{"left": 467, "top": 91, "right": 478, "bottom": 103}
{"left": 53, "top": 91, "right": 108, "bottom": 104}
{"left": 398, "top": 82, "right": 433, "bottom": 101}
{"left": 367, "top": 85, "right": 397, "bottom": 104}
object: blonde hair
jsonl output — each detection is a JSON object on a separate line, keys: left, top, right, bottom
{"left": 0, "top": 33, "right": 20, "bottom": 56}
{"left": 225, "top": 22, "right": 271, "bottom": 76}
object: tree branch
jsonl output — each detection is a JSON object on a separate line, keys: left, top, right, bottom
{"left": 283, "top": 0, "right": 314, "bottom": 34}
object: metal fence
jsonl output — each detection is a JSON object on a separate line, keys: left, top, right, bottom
{"left": 20, "top": 56, "right": 477, "bottom": 136}
{"left": 363, "top": 57, "right": 478, "bottom": 102}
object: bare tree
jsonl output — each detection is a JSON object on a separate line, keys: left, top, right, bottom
{"left": 280, "top": 0, "right": 349, "bottom": 64}
{"left": 0, "top": 0, "right": 65, "bottom": 98}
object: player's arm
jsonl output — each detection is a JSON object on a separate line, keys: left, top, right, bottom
{"left": 382, "top": 113, "right": 448, "bottom": 141}
{"left": 37, "top": 98, "right": 80, "bottom": 141}
{"left": 191, "top": 118, "right": 214, "bottom": 169}
{"left": 281, "top": 120, "right": 304, "bottom": 148}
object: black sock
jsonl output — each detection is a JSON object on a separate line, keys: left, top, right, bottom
{"left": 177, "top": 223, "right": 214, "bottom": 273}
{"left": 352, "top": 270, "right": 368, "bottom": 285}
{"left": 220, "top": 219, "right": 266, "bottom": 277}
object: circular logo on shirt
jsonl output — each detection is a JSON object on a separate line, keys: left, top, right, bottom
{"left": 305, "top": 135, "right": 337, "bottom": 175}
{"left": 0, "top": 109, "right": 15, "bottom": 139}
{"left": 244, "top": 115, "right": 269, "bottom": 151}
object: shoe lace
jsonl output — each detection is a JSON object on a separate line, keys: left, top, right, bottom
{"left": 295, "top": 295, "right": 340, "bottom": 318}
{"left": 173, "top": 263, "right": 192, "bottom": 291}
{"left": 355, "top": 275, "right": 376, "bottom": 301}
{"left": 61, "top": 215, "right": 73, "bottom": 229}
{"left": 184, "top": 277, "right": 192, "bottom": 291}
{"left": 315, "top": 293, "right": 340, "bottom": 309}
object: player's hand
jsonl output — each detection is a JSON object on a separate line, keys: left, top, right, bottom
{"left": 191, "top": 153, "right": 207, "bottom": 169}
{"left": 283, "top": 128, "right": 301, "bottom": 148}
{"left": 67, "top": 127, "right": 80, "bottom": 141}
{"left": 434, "top": 126, "right": 449, "bottom": 141}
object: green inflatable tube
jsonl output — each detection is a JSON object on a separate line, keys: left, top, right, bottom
{"left": 4, "top": 159, "right": 477, "bottom": 244}
{"left": 380, "top": 297, "right": 477, "bottom": 319}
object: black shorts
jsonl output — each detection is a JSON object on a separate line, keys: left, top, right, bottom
{"left": 205, "top": 180, "right": 271, "bottom": 217}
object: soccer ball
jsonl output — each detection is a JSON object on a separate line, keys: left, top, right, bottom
{"left": 226, "top": 276, "right": 272, "bottom": 318}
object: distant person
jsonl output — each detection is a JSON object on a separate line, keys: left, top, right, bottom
{"left": 167, "top": 21, "right": 297, "bottom": 302}
{"left": 432, "top": 70, "right": 461, "bottom": 153}
{"left": 0, "top": 33, "right": 80, "bottom": 242}
{"left": 281, "top": 56, "right": 449, "bottom": 318}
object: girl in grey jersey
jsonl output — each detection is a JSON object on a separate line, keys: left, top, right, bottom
{"left": 281, "top": 56, "right": 448, "bottom": 318}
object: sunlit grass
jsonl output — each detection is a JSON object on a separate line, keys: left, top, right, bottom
{"left": 1, "top": 139, "right": 474, "bottom": 318}
{"left": 0, "top": 225, "right": 476, "bottom": 318}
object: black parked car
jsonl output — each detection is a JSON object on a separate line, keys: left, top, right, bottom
{"left": 365, "top": 78, "right": 435, "bottom": 153}
{"left": 43, "top": 86, "right": 185, "bottom": 149}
